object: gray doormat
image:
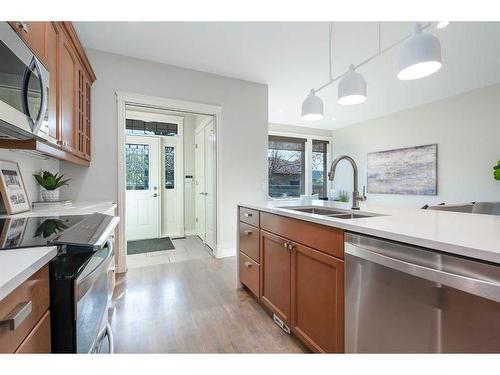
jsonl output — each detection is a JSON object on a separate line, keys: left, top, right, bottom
{"left": 127, "top": 237, "right": 175, "bottom": 255}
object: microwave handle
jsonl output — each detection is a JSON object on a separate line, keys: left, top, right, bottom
{"left": 21, "top": 56, "right": 47, "bottom": 132}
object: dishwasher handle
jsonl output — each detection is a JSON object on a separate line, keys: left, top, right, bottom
{"left": 345, "top": 242, "right": 500, "bottom": 303}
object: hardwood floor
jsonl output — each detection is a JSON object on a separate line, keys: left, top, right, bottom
{"left": 110, "top": 256, "right": 307, "bottom": 353}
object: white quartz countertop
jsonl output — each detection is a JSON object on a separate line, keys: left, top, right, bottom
{"left": 239, "top": 199, "right": 500, "bottom": 264}
{"left": 0, "top": 201, "right": 117, "bottom": 218}
{"left": 0, "top": 246, "right": 57, "bottom": 302}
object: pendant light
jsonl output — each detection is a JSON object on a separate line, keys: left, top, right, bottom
{"left": 337, "top": 64, "right": 367, "bottom": 105}
{"left": 397, "top": 23, "right": 442, "bottom": 80}
{"left": 301, "top": 89, "right": 324, "bottom": 121}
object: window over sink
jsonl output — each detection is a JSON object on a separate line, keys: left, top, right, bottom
{"left": 268, "top": 133, "right": 331, "bottom": 199}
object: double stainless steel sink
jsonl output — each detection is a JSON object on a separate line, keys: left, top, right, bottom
{"left": 279, "top": 206, "right": 383, "bottom": 219}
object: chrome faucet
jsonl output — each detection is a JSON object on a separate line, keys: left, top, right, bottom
{"left": 328, "top": 155, "right": 366, "bottom": 210}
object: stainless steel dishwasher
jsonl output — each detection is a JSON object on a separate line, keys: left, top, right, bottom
{"left": 344, "top": 232, "right": 500, "bottom": 353}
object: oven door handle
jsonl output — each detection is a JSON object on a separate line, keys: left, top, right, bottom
{"left": 21, "top": 56, "right": 47, "bottom": 133}
{"left": 345, "top": 242, "right": 500, "bottom": 303}
{"left": 75, "top": 241, "right": 113, "bottom": 303}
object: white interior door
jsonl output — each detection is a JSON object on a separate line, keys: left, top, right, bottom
{"left": 195, "top": 127, "right": 206, "bottom": 242}
{"left": 161, "top": 135, "right": 184, "bottom": 237}
{"left": 204, "top": 120, "right": 216, "bottom": 250}
{"left": 125, "top": 135, "right": 160, "bottom": 241}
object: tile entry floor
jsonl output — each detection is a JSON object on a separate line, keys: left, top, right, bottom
{"left": 110, "top": 254, "right": 307, "bottom": 353}
{"left": 126, "top": 236, "right": 213, "bottom": 268}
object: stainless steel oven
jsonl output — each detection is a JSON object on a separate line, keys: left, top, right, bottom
{"left": 345, "top": 233, "right": 500, "bottom": 353}
{"left": 75, "top": 241, "right": 114, "bottom": 353}
{"left": 0, "top": 22, "right": 49, "bottom": 139}
{"left": 49, "top": 213, "right": 119, "bottom": 353}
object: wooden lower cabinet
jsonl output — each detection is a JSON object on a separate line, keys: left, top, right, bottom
{"left": 15, "top": 311, "right": 51, "bottom": 354}
{"left": 0, "top": 265, "right": 51, "bottom": 353}
{"left": 238, "top": 206, "right": 345, "bottom": 353}
{"left": 291, "top": 242, "right": 344, "bottom": 353}
{"left": 259, "top": 230, "right": 291, "bottom": 328}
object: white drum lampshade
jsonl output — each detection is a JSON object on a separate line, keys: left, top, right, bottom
{"left": 301, "top": 89, "right": 324, "bottom": 121}
{"left": 398, "top": 23, "right": 442, "bottom": 80}
{"left": 337, "top": 65, "right": 367, "bottom": 105}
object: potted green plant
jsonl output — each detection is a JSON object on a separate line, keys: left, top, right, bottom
{"left": 494, "top": 160, "right": 500, "bottom": 181}
{"left": 33, "top": 171, "right": 70, "bottom": 202}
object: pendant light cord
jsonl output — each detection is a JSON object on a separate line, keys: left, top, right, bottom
{"left": 329, "top": 22, "right": 334, "bottom": 82}
{"left": 314, "top": 21, "right": 432, "bottom": 94}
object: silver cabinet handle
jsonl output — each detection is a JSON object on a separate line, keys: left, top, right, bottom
{"left": 17, "top": 22, "right": 29, "bottom": 33}
{"left": 288, "top": 243, "right": 294, "bottom": 251}
{"left": 244, "top": 230, "right": 252, "bottom": 235}
{"left": 244, "top": 261, "right": 253, "bottom": 268}
{"left": 283, "top": 242, "right": 288, "bottom": 248}
{"left": 1, "top": 301, "right": 32, "bottom": 330}
{"left": 244, "top": 212, "right": 252, "bottom": 217}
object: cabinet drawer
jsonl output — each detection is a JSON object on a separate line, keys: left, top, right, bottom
{"left": 239, "top": 222, "right": 260, "bottom": 262}
{"left": 239, "top": 252, "right": 260, "bottom": 298}
{"left": 239, "top": 207, "right": 259, "bottom": 227}
{"left": 15, "top": 310, "right": 51, "bottom": 354}
{"left": 260, "top": 212, "right": 344, "bottom": 259}
{"left": 0, "top": 265, "right": 50, "bottom": 353}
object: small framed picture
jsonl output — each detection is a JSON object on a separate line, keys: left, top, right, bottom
{"left": 0, "top": 160, "right": 31, "bottom": 215}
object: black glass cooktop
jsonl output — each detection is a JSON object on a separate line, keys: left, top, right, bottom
{"left": 0, "top": 215, "right": 89, "bottom": 250}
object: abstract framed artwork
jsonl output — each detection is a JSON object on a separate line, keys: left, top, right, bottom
{"left": 367, "top": 144, "right": 437, "bottom": 195}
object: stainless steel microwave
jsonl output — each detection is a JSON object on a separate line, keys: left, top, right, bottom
{"left": 0, "top": 22, "right": 49, "bottom": 140}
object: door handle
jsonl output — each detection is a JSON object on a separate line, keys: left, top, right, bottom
{"left": 153, "top": 193, "right": 158, "bottom": 197}
{"left": 244, "top": 261, "right": 253, "bottom": 268}
{"left": 244, "top": 230, "right": 252, "bottom": 235}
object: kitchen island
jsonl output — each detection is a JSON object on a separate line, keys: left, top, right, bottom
{"left": 237, "top": 199, "right": 500, "bottom": 353}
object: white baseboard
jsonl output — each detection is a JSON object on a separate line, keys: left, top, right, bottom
{"left": 216, "top": 247, "right": 236, "bottom": 259}
{"left": 184, "top": 229, "right": 198, "bottom": 236}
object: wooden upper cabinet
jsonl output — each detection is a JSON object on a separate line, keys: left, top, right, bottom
{"left": 2, "top": 22, "right": 95, "bottom": 166}
{"left": 42, "top": 22, "right": 61, "bottom": 144}
{"left": 8, "top": 22, "right": 48, "bottom": 67}
{"left": 291, "top": 242, "right": 344, "bottom": 353}
{"left": 76, "top": 65, "right": 91, "bottom": 160}
{"left": 60, "top": 32, "right": 78, "bottom": 154}
{"left": 260, "top": 230, "right": 291, "bottom": 329}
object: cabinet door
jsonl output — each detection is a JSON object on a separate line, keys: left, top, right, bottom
{"left": 291, "top": 242, "right": 344, "bottom": 353}
{"left": 260, "top": 230, "right": 291, "bottom": 328}
{"left": 76, "top": 67, "right": 91, "bottom": 160}
{"left": 59, "top": 32, "right": 78, "bottom": 154}
{"left": 43, "top": 22, "right": 61, "bottom": 144}
{"left": 9, "top": 22, "right": 48, "bottom": 66}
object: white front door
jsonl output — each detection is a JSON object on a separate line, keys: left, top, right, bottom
{"left": 161, "top": 136, "right": 184, "bottom": 237}
{"left": 125, "top": 135, "right": 160, "bottom": 241}
{"left": 195, "top": 126, "right": 206, "bottom": 242}
{"left": 204, "top": 120, "right": 216, "bottom": 250}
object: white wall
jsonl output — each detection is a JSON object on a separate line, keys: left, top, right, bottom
{"left": 0, "top": 150, "right": 59, "bottom": 204}
{"left": 332, "top": 84, "right": 500, "bottom": 208}
{"left": 60, "top": 49, "right": 269, "bottom": 257}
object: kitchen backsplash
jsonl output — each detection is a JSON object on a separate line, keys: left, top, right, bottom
{"left": 0, "top": 150, "right": 59, "bottom": 204}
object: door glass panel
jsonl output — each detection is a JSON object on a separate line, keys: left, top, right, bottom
{"left": 125, "top": 143, "right": 150, "bottom": 190}
{"left": 165, "top": 146, "right": 174, "bottom": 189}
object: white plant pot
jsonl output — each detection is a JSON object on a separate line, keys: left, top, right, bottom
{"left": 41, "top": 189, "right": 60, "bottom": 202}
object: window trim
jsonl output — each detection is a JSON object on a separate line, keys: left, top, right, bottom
{"left": 268, "top": 130, "right": 333, "bottom": 200}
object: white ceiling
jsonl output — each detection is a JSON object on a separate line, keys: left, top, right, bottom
{"left": 74, "top": 22, "right": 500, "bottom": 129}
